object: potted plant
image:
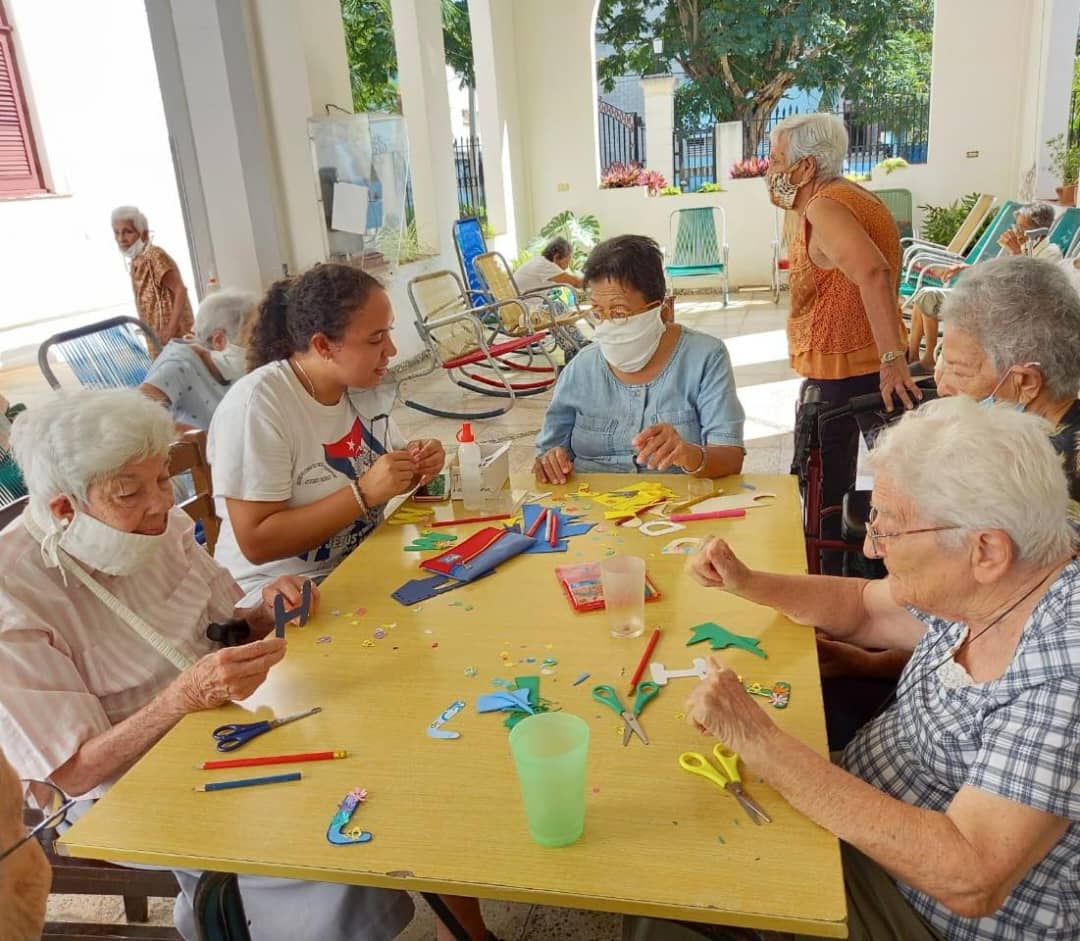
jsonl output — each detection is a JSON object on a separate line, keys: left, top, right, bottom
{"left": 1047, "top": 134, "right": 1080, "bottom": 206}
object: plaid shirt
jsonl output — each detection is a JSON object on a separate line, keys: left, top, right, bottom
{"left": 842, "top": 558, "right": 1080, "bottom": 941}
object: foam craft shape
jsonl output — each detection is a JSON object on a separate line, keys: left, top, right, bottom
{"left": 387, "top": 505, "right": 435, "bottom": 525}
{"left": 273, "top": 580, "right": 312, "bottom": 638}
{"left": 649, "top": 658, "right": 709, "bottom": 686}
{"left": 638, "top": 519, "right": 686, "bottom": 537}
{"left": 661, "top": 537, "right": 703, "bottom": 555}
{"left": 427, "top": 699, "right": 466, "bottom": 740}
{"left": 512, "top": 503, "right": 596, "bottom": 554}
{"left": 477, "top": 689, "right": 535, "bottom": 714}
{"left": 326, "top": 788, "right": 373, "bottom": 845}
{"left": 686, "top": 622, "right": 767, "bottom": 659}
{"left": 656, "top": 493, "right": 776, "bottom": 517}
{"left": 591, "top": 483, "right": 678, "bottom": 520}
{"left": 404, "top": 532, "right": 458, "bottom": 552}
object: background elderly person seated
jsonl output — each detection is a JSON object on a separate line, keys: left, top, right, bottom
{"left": 534, "top": 235, "right": 744, "bottom": 483}
{"left": 111, "top": 205, "right": 194, "bottom": 346}
{"left": 140, "top": 288, "right": 258, "bottom": 430}
{"left": 0, "top": 748, "right": 51, "bottom": 941}
{"left": 634, "top": 397, "right": 1079, "bottom": 941}
{"left": 513, "top": 236, "right": 584, "bottom": 295}
{"left": 0, "top": 389, "right": 416, "bottom": 940}
{"left": 998, "top": 200, "right": 1060, "bottom": 259}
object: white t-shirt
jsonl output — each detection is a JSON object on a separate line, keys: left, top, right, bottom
{"left": 207, "top": 360, "right": 405, "bottom": 604}
{"left": 514, "top": 256, "right": 567, "bottom": 306}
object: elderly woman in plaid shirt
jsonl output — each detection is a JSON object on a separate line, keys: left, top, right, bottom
{"left": 638, "top": 396, "right": 1079, "bottom": 941}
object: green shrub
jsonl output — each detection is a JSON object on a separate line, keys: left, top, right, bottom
{"left": 660, "top": 185, "right": 682, "bottom": 196}
{"left": 917, "top": 193, "right": 991, "bottom": 247}
{"left": 696, "top": 182, "right": 724, "bottom": 193}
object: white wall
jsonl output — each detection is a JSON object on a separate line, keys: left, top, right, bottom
{"left": 0, "top": 0, "right": 192, "bottom": 351}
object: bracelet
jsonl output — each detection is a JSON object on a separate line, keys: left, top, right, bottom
{"left": 681, "top": 443, "right": 707, "bottom": 475}
{"left": 350, "top": 478, "right": 369, "bottom": 515}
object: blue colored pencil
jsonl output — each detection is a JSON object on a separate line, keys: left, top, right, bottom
{"left": 194, "top": 771, "right": 302, "bottom": 792}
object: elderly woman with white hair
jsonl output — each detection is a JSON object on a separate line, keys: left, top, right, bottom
{"left": 111, "top": 205, "right": 194, "bottom": 346}
{"left": 999, "top": 200, "right": 1060, "bottom": 260}
{"left": 769, "top": 114, "right": 919, "bottom": 572}
{"left": 140, "top": 288, "right": 259, "bottom": 430}
{"left": 0, "top": 389, "right": 418, "bottom": 940}
{"left": 632, "top": 397, "right": 1080, "bottom": 941}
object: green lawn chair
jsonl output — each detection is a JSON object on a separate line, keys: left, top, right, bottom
{"left": 665, "top": 207, "right": 729, "bottom": 305}
{"left": 873, "top": 188, "right": 914, "bottom": 241}
{"left": 1048, "top": 207, "right": 1080, "bottom": 257}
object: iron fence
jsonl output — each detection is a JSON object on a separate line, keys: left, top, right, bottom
{"left": 454, "top": 136, "right": 486, "bottom": 218}
{"left": 672, "top": 126, "right": 716, "bottom": 192}
{"left": 598, "top": 99, "right": 645, "bottom": 172}
{"left": 757, "top": 94, "right": 930, "bottom": 176}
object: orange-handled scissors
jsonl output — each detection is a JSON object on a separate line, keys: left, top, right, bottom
{"left": 678, "top": 743, "right": 771, "bottom": 825}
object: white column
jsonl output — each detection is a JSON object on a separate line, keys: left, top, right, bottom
{"left": 714, "top": 121, "right": 742, "bottom": 185}
{"left": 391, "top": 0, "right": 459, "bottom": 253}
{"left": 641, "top": 75, "right": 677, "bottom": 185}
{"left": 1031, "top": 0, "right": 1080, "bottom": 198}
{"left": 469, "top": 0, "right": 528, "bottom": 246}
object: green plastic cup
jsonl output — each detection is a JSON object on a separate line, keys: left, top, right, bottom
{"left": 508, "top": 712, "right": 590, "bottom": 847}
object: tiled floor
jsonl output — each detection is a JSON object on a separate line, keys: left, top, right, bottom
{"left": 22, "top": 292, "right": 797, "bottom": 938}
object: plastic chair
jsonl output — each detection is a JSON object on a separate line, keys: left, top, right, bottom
{"left": 38, "top": 316, "right": 161, "bottom": 390}
{"left": 193, "top": 872, "right": 251, "bottom": 941}
{"left": 473, "top": 251, "right": 588, "bottom": 353}
{"left": 873, "top": 188, "right": 914, "bottom": 240}
{"left": 452, "top": 216, "right": 490, "bottom": 306}
{"left": 404, "top": 270, "right": 559, "bottom": 420}
{"left": 665, "top": 207, "right": 729, "bottom": 305}
{"left": 770, "top": 211, "right": 790, "bottom": 305}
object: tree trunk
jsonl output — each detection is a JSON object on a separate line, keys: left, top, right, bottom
{"left": 743, "top": 92, "right": 787, "bottom": 159}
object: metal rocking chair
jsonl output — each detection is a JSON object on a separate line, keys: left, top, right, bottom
{"left": 665, "top": 207, "right": 730, "bottom": 305}
{"left": 451, "top": 216, "right": 490, "bottom": 306}
{"left": 38, "top": 315, "right": 161, "bottom": 390}
{"left": 404, "top": 269, "right": 559, "bottom": 420}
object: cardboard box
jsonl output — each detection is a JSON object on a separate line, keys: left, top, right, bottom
{"left": 449, "top": 440, "right": 511, "bottom": 501}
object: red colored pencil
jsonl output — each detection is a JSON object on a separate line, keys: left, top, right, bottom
{"left": 547, "top": 511, "right": 559, "bottom": 547}
{"left": 628, "top": 627, "right": 662, "bottom": 695}
{"left": 668, "top": 508, "right": 747, "bottom": 523}
{"left": 525, "top": 507, "right": 548, "bottom": 538}
{"left": 197, "top": 750, "right": 347, "bottom": 771}
{"left": 430, "top": 513, "right": 511, "bottom": 528}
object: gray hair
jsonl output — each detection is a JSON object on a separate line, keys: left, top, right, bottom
{"left": 110, "top": 205, "right": 148, "bottom": 233}
{"left": 868, "top": 396, "right": 1075, "bottom": 566}
{"left": 542, "top": 237, "right": 572, "bottom": 263}
{"left": 11, "top": 389, "right": 174, "bottom": 519}
{"left": 769, "top": 113, "right": 848, "bottom": 180}
{"left": 940, "top": 256, "right": 1080, "bottom": 398}
{"left": 1020, "top": 201, "right": 1055, "bottom": 230}
{"left": 194, "top": 289, "right": 259, "bottom": 345}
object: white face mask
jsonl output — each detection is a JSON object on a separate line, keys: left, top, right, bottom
{"left": 592, "top": 306, "right": 666, "bottom": 372}
{"left": 209, "top": 343, "right": 247, "bottom": 382}
{"left": 39, "top": 505, "right": 170, "bottom": 577}
{"left": 121, "top": 238, "right": 146, "bottom": 260}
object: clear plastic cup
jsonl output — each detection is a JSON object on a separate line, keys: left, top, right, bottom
{"left": 508, "top": 712, "right": 589, "bottom": 847}
{"left": 600, "top": 555, "right": 646, "bottom": 638}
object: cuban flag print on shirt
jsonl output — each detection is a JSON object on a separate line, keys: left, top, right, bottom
{"left": 302, "top": 416, "right": 390, "bottom": 564}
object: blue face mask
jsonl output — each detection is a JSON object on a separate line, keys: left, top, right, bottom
{"left": 977, "top": 362, "right": 1040, "bottom": 410}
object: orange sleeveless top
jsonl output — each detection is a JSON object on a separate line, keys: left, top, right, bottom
{"left": 787, "top": 180, "right": 903, "bottom": 380}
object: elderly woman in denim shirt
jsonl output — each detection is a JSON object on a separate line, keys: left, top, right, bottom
{"left": 534, "top": 235, "right": 745, "bottom": 482}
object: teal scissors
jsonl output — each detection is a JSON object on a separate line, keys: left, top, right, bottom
{"left": 212, "top": 707, "right": 322, "bottom": 753}
{"left": 592, "top": 681, "right": 659, "bottom": 745}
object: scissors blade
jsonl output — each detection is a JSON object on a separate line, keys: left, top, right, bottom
{"left": 269, "top": 706, "right": 322, "bottom": 730}
{"left": 624, "top": 713, "right": 649, "bottom": 745}
{"left": 730, "top": 784, "right": 771, "bottom": 825}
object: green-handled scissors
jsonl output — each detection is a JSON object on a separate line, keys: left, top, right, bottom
{"left": 592, "top": 681, "right": 660, "bottom": 745}
{"left": 678, "top": 743, "right": 771, "bottom": 825}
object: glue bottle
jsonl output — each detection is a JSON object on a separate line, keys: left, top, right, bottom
{"left": 457, "top": 421, "right": 483, "bottom": 509}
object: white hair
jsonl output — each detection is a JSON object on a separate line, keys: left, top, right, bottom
{"left": 867, "top": 396, "right": 1075, "bottom": 565}
{"left": 11, "top": 389, "right": 174, "bottom": 518}
{"left": 195, "top": 289, "right": 259, "bottom": 345}
{"left": 110, "top": 205, "right": 148, "bottom": 233}
{"left": 770, "top": 113, "right": 848, "bottom": 180}
{"left": 1020, "top": 201, "right": 1056, "bottom": 230}
{"left": 941, "top": 256, "right": 1080, "bottom": 399}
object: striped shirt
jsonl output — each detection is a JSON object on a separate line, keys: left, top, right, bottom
{"left": 842, "top": 559, "right": 1080, "bottom": 940}
{"left": 0, "top": 507, "right": 241, "bottom": 798}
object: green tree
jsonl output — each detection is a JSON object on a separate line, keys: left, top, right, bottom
{"left": 597, "top": 0, "right": 933, "bottom": 157}
{"left": 340, "top": 0, "right": 474, "bottom": 115}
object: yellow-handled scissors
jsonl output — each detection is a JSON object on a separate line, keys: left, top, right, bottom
{"left": 678, "top": 743, "right": 771, "bottom": 825}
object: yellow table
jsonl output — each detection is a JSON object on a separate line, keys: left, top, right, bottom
{"left": 61, "top": 474, "right": 846, "bottom": 937}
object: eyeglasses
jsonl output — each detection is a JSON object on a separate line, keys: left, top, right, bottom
{"left": 584, "top": 300, "right": 662, "bottom": 324}
{"left": 0, "top": 779, "right": 74, "bottom": 863}
{"left": 864, "top": 506, "right": 961, "bottom": 557}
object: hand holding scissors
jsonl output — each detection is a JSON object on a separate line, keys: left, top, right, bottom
{"left": 212, "top": 706, "right": 322, "bottom": 753}
{"left": 679, "top": 742, "right": 771, "bottom": 824}
{"left": 592, "top": 681, "right": 659, "bottom": 746}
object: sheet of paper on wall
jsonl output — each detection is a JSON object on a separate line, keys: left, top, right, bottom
{"left": 855, "top": 434, "right": 874, "bottom": 491}
{"left": 331, "top": 181, "right": 370, "bottom": 235}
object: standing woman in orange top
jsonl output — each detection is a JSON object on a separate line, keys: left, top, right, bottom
{"left": 111, "top": 205, "right": 194, "bottom": 349}
{"left": 767, "top": 113, "right": 920, "bottom": 571}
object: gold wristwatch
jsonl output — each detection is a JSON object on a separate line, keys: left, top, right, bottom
{"left": 880, "top": 350, "right": 905, "bottom": 365}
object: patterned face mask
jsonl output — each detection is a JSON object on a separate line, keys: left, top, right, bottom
{"left": 766, "top": 159, "right": 810, "bottom": 209}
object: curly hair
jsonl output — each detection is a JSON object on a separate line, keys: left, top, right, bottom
{"left": 247, "top": 263, "right": 383, "bottom": 370}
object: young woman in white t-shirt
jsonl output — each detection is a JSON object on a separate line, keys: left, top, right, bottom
{"left": 208, "top": 264, "right": 445, "bottom": 603}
